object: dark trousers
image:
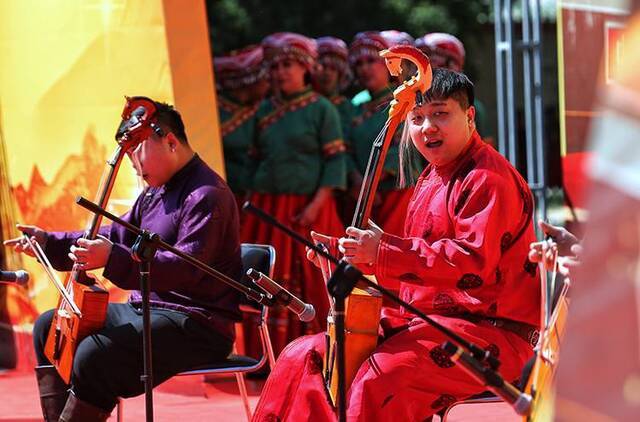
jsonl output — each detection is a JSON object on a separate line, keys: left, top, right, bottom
{"left": 34, "top": 303, "right": 233, "bottom": 411}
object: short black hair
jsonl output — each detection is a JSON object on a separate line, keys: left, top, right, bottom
{"left": 424, "top": 68, "right": 474, "bottom": 110}
{"left": 154, "top": 101, "right": 188, "bottom": 144}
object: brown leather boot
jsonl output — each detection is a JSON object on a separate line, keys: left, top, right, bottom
{"left": 35, "top": 365, "right": 69, "bottom": 422}
{"left": 59, "top": 392, "right": 111, "bottom": 422}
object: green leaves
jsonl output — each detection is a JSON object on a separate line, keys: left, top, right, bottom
{"left": 205, "top": 0, "right": 491, "bottom": 56}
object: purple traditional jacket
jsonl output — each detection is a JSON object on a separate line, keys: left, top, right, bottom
{"left": 44, "top": 154, "right": 242, "bottom": 340}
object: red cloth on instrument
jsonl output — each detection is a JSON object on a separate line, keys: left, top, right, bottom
{"left": 240, "top": 192, "right": 344, "bottom": 358}
{"left": 252, "top": 132, "right": 540, "bottom": 421}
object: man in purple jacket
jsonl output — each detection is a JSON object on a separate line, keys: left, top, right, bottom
{"left": 6, "top": 100, "right": 242, "bottom": 421}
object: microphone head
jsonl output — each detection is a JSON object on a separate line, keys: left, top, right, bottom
{"left": 513, "top": 393, "right": 532, "bottom": 416}
{"left": 15, "top": 270, "right": 30, "bottom": 286}
{"left": 299, "top": 303, "right": 316, "bottom": 322}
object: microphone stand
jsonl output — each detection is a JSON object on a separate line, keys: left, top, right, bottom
{"left": 243, "top": 202, "right": 512, "bottom": 420}
{"left": 326, "top": 260, "right": 360, "bottom": 421}
{"left": 131, "top": 231, "right": 157, "bottom": 420}
{"left": 75, "top": 197, "right": 273, "bottom": 421}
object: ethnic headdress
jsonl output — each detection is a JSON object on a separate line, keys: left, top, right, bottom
{"left": 214, "top": 44, "right": 267, "bottom": 90}
{"left": 316, "top": 36, "right": 352, "bottom": 90}
{"left": 262, "top": 32, "right": 318, "bottom": 71}
{"left": 415, "top": 32, "right": 466, "bottom": 70}
{"left": 380, "top": 30, "right": 415, "bottom": 47}
{"left": 348, "top": 31, "right": 390, "bottom": 66}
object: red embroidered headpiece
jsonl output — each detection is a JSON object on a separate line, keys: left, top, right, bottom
{"left": 317, "top": 36, "right": 349, "bottom": 61}
{"left": 262, "top": 32, "right": 318, "bottom": 71}
{"left": 415, "top": 32, "right": 466, "bottom": 70}
{"left": 348, "top": 31, "right": 390, "bottom": 66}
{"left": 316, "top": 36, "right": 352, "bottom": 90}
{"left": 214, "top": 44, "right": 267, "bottom": 90}
{"left": 380, "top": 30, "right": 415, "bottom": 47}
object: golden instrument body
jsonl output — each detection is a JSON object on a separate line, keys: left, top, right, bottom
{"left": 44, "top": 281, "right": 109, "bottom": 383}
{"left": 325, "top": 285, "right": 382, "bottom": 404}
{"left": 524, "top": 292, "right": 568, "bottom": 421}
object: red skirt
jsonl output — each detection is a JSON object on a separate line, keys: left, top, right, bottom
{"left": 240, "top": 192, "right": 345, "bottom": 357}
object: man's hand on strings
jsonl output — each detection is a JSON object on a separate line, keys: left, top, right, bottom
{"left": 529, "top": 236, "right": 582, "bottom": 277}
{"left": 339, "top": 220, "right": 383, "bottom": 268}
{"left": 3, "top": 224, "right": 48, "bottom": 258}
{"left": 68, "top": 235, "right": 113, "bottom": 270}
{"left": 306, "top": 231, "right": 335, "bottom": 269}
{"left": 537, "top": 220, "right": 580, "bottom": 256}
{"left": 529, "top": 220, "right": 583, "bottom": 276}
{"left": 529, "top": 238, "right": 558, "bottom": 272}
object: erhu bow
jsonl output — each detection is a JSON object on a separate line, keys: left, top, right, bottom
{"left": 27, "top": 97, "right": 163, "bottom": 383}
{"left": 321, "top": 45, "right": 432, "bottom": 405}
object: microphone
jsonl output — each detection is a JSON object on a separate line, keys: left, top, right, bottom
{"left": 0, "top": 270, "right": 30, "bottom": 286}
{"left": 442, "top": 341, "right": 532, "bottom": 416}
{"left": 246, "top": 269, "right": 316, "bottom": 322}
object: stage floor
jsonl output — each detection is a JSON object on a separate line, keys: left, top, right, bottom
{"left": 0, "top": 368, "right": 519, "bottom": 421}
{"left": 0, "top": 369, "right": 263, "bottom": 421}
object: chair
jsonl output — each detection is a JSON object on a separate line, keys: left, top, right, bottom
{"left": 117, "top": 243, "right": 277, "bottom": 421}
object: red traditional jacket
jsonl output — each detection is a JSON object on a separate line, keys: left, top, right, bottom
{"left": 375, "top": 131, "right": 540, "bottom": 328}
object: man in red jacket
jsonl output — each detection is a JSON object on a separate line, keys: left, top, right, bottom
{"left": 253, "top": 69, "right": 540, "bottom": 422}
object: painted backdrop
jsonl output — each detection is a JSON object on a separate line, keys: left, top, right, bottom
{"left": 0, "top": 0, "right": 222, "bottom": 369}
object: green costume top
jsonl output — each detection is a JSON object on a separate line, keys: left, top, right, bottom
{"left": 328, "top": 94, "right": 356, "bottom": 143}
{"left": 218, "top": 94, "right": 260, "bottom": 193}
{"left": 349, "top": 87, "right": 403, "bottom": 191}
{"left": 252, "top": 87, "right": 347, "bottom": 195}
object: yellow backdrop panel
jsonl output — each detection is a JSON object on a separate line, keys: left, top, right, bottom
{"left": 0, "top": 0, "right": 222, "bottom": 350}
